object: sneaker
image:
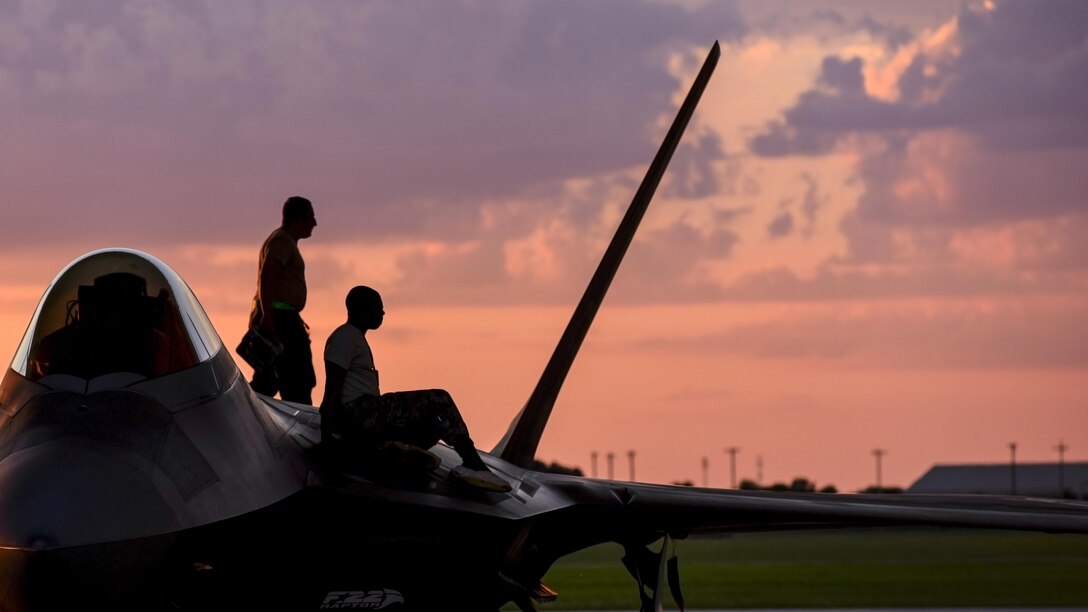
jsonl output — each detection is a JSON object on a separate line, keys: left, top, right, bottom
{"left": 451, "top": 465, "right": 512, "bottom": 492}
{"left": 380, "top": 440, "right": 441, "bottom": 472}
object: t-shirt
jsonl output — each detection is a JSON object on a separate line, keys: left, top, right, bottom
{"left": 256, "top": 227, "right": 307, "bottom": 311}
{"left": 324, "top": 323, "right": 380, "bottom": 401}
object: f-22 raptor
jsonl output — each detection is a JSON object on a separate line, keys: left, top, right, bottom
{"left": 0, "top": 42, "right": 1085, "bottom": 611}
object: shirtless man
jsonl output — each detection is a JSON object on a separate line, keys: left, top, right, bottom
{"left": 249, "top": 196, "right": 318, "bottom": 404}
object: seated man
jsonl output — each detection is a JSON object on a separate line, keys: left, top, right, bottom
{"left": 320, "top": 286, "right": 510, "bottom": 493}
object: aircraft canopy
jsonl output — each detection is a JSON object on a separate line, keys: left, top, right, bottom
{"left": 11, "top": 249, "right": 223, "bottom": 382}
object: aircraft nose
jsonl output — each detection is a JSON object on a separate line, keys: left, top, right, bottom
{"left": 0, "top": 437, "right": 185, "bottom": 549}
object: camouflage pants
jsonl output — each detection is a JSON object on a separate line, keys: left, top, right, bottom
{"left": 341, "top": 389, "right": 475, "bottom": 451}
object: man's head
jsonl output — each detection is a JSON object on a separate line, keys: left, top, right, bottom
{"left": 282, "top": 196, "right": 317, "bottom": 240}
{"left": 346, "top": 286, "right": 384, "bottom": 330}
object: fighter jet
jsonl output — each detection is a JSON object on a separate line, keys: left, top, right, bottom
{"left": 0, "top": 42, "right": 1085, "bottom": 612}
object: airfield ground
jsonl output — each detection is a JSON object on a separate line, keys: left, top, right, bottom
{"left": 512, "top": 527, "right": 1088, "bottom": 610}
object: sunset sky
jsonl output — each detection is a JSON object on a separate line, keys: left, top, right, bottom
{"left": 2, "top": 0, "right": 1085, "bottom": 491}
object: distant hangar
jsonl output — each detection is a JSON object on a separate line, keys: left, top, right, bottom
{"left": 908, "top": 462, "right": 1088, "bottom": 499}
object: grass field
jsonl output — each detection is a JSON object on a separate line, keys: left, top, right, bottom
{"left": 509, "top": 527, "right": 1088, "bottom": 610}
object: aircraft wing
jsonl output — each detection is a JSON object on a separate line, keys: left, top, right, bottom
{"left": 524, "top": 471, "right": 1088, "bottom": 537}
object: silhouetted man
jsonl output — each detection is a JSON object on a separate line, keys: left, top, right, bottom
{"left": 321, "top": 286, "right": 511, "bottom": 492}
{"left": 249, "top": 196, "right": 317, "bottom": 404}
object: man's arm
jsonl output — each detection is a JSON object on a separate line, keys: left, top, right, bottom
{"left": 320, "top": 361, "right": 348, "bottom": 441}
{"left": 257, "top": 250, "right": 284, "bottom": 334}
{"left": 321, "top": 361, "right": 347, "bottom": 410}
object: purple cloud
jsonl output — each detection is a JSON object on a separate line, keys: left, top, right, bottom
{"left": 751, "top": 1, "right": 1088, "bottom": 154}
{"left": 767, "top": 210, "right": 794, "bottom": 239}
{"left": 746, "top": 0, "right": 1088, "bottom": 276}
{"left": 0, "top": 0, "right": 745, "bottom": 250}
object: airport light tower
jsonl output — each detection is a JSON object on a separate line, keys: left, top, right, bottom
{"left": 724, "top": 447, "right": 740, "bottom": 489}
{"left": 1009, "top": 442, "right": 1018, "bottom": 495}
{"left": 872, "top": 448, "right": 887, "bottom": 491}
{"left": 1055, "top": 440, "right": 1068, "bottom": 496}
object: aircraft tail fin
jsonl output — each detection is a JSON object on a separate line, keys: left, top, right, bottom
{"left": 493, "top": 41, "right": 720, "bottom": 467}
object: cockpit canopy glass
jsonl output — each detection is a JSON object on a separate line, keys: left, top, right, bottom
{"left": 11, "top": 249, "right": 223, "bottom": 381}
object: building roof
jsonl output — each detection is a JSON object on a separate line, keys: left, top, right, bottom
{"left": 908, "top": 462, "right": 1088, "bottom": 498}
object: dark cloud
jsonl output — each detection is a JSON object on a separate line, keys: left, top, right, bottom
{"left": 619, "top": 216, "right": 740, "bottom": 292}
{"left": 957, "top": 0, "right": 1088, "bottom": 64}
{"left": 797, "top": 173, "right": 826, "bottom": 235}
{"left": 749, "top": 120, "right": 838, "bottom": 157}
{"left": 750, "top": 0, "right": 1088, "bottom": 154}
{"left": 663, "top": 132, "right": 728, "bottom": 199}
{"left": 746, "top": 0, "right": 1088, "bottom": 277}
{"left": 851, "top": 135, "right": 1088, "bottom": 230}
{"left": 738, "top": 0, "right": 948, "bottom": 44}
{"left": 854, "top": 15, "right": 915, "bottom": 48}
{"left": 944, "top": 13, "right": 1088, "bottom": 150}
{"left": 767, "top": 210, "right": 793, "bottom": 239}
{"left": 761, "top": 174, "right": 825, "bottom": 240}
{"left": 818, "top": 56, "right": 865, "bottom": 95}
{"left": 0, "top": 0, "right": 746, "bottom": 250}
{"left": 749, "top": 57, "right": 915, "bottom": 157}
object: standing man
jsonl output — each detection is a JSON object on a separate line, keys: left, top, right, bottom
{"left": 250, "top": 196, "right": 318, "bottom": 404}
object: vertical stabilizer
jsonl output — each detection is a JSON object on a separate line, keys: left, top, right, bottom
{"left": 494, "top": 42, "right": 720, "bottom": 467}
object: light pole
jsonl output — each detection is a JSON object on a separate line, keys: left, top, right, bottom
{"left": 1009, "top": 442, "right": 1017, "bottom": 495}
{"left": 872, "top": 448, "right": 887, "bottom": 491}
{"left": 701, "top": 456, "right": 708, "bottom": 487}
{"left": 606, "top": 452, "right": 614, "bottom": 480}
{"left": 591, "top": 451, "right": 598, "bottom": 478}
{"left": 627, "top": 450, "right": 636, "bottom": 481}
{"left": 1055, "top": 439, "right": 1068, "bottom": 497}
{"left": 724, "top": 447, "right": 740, "bottom": 489}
